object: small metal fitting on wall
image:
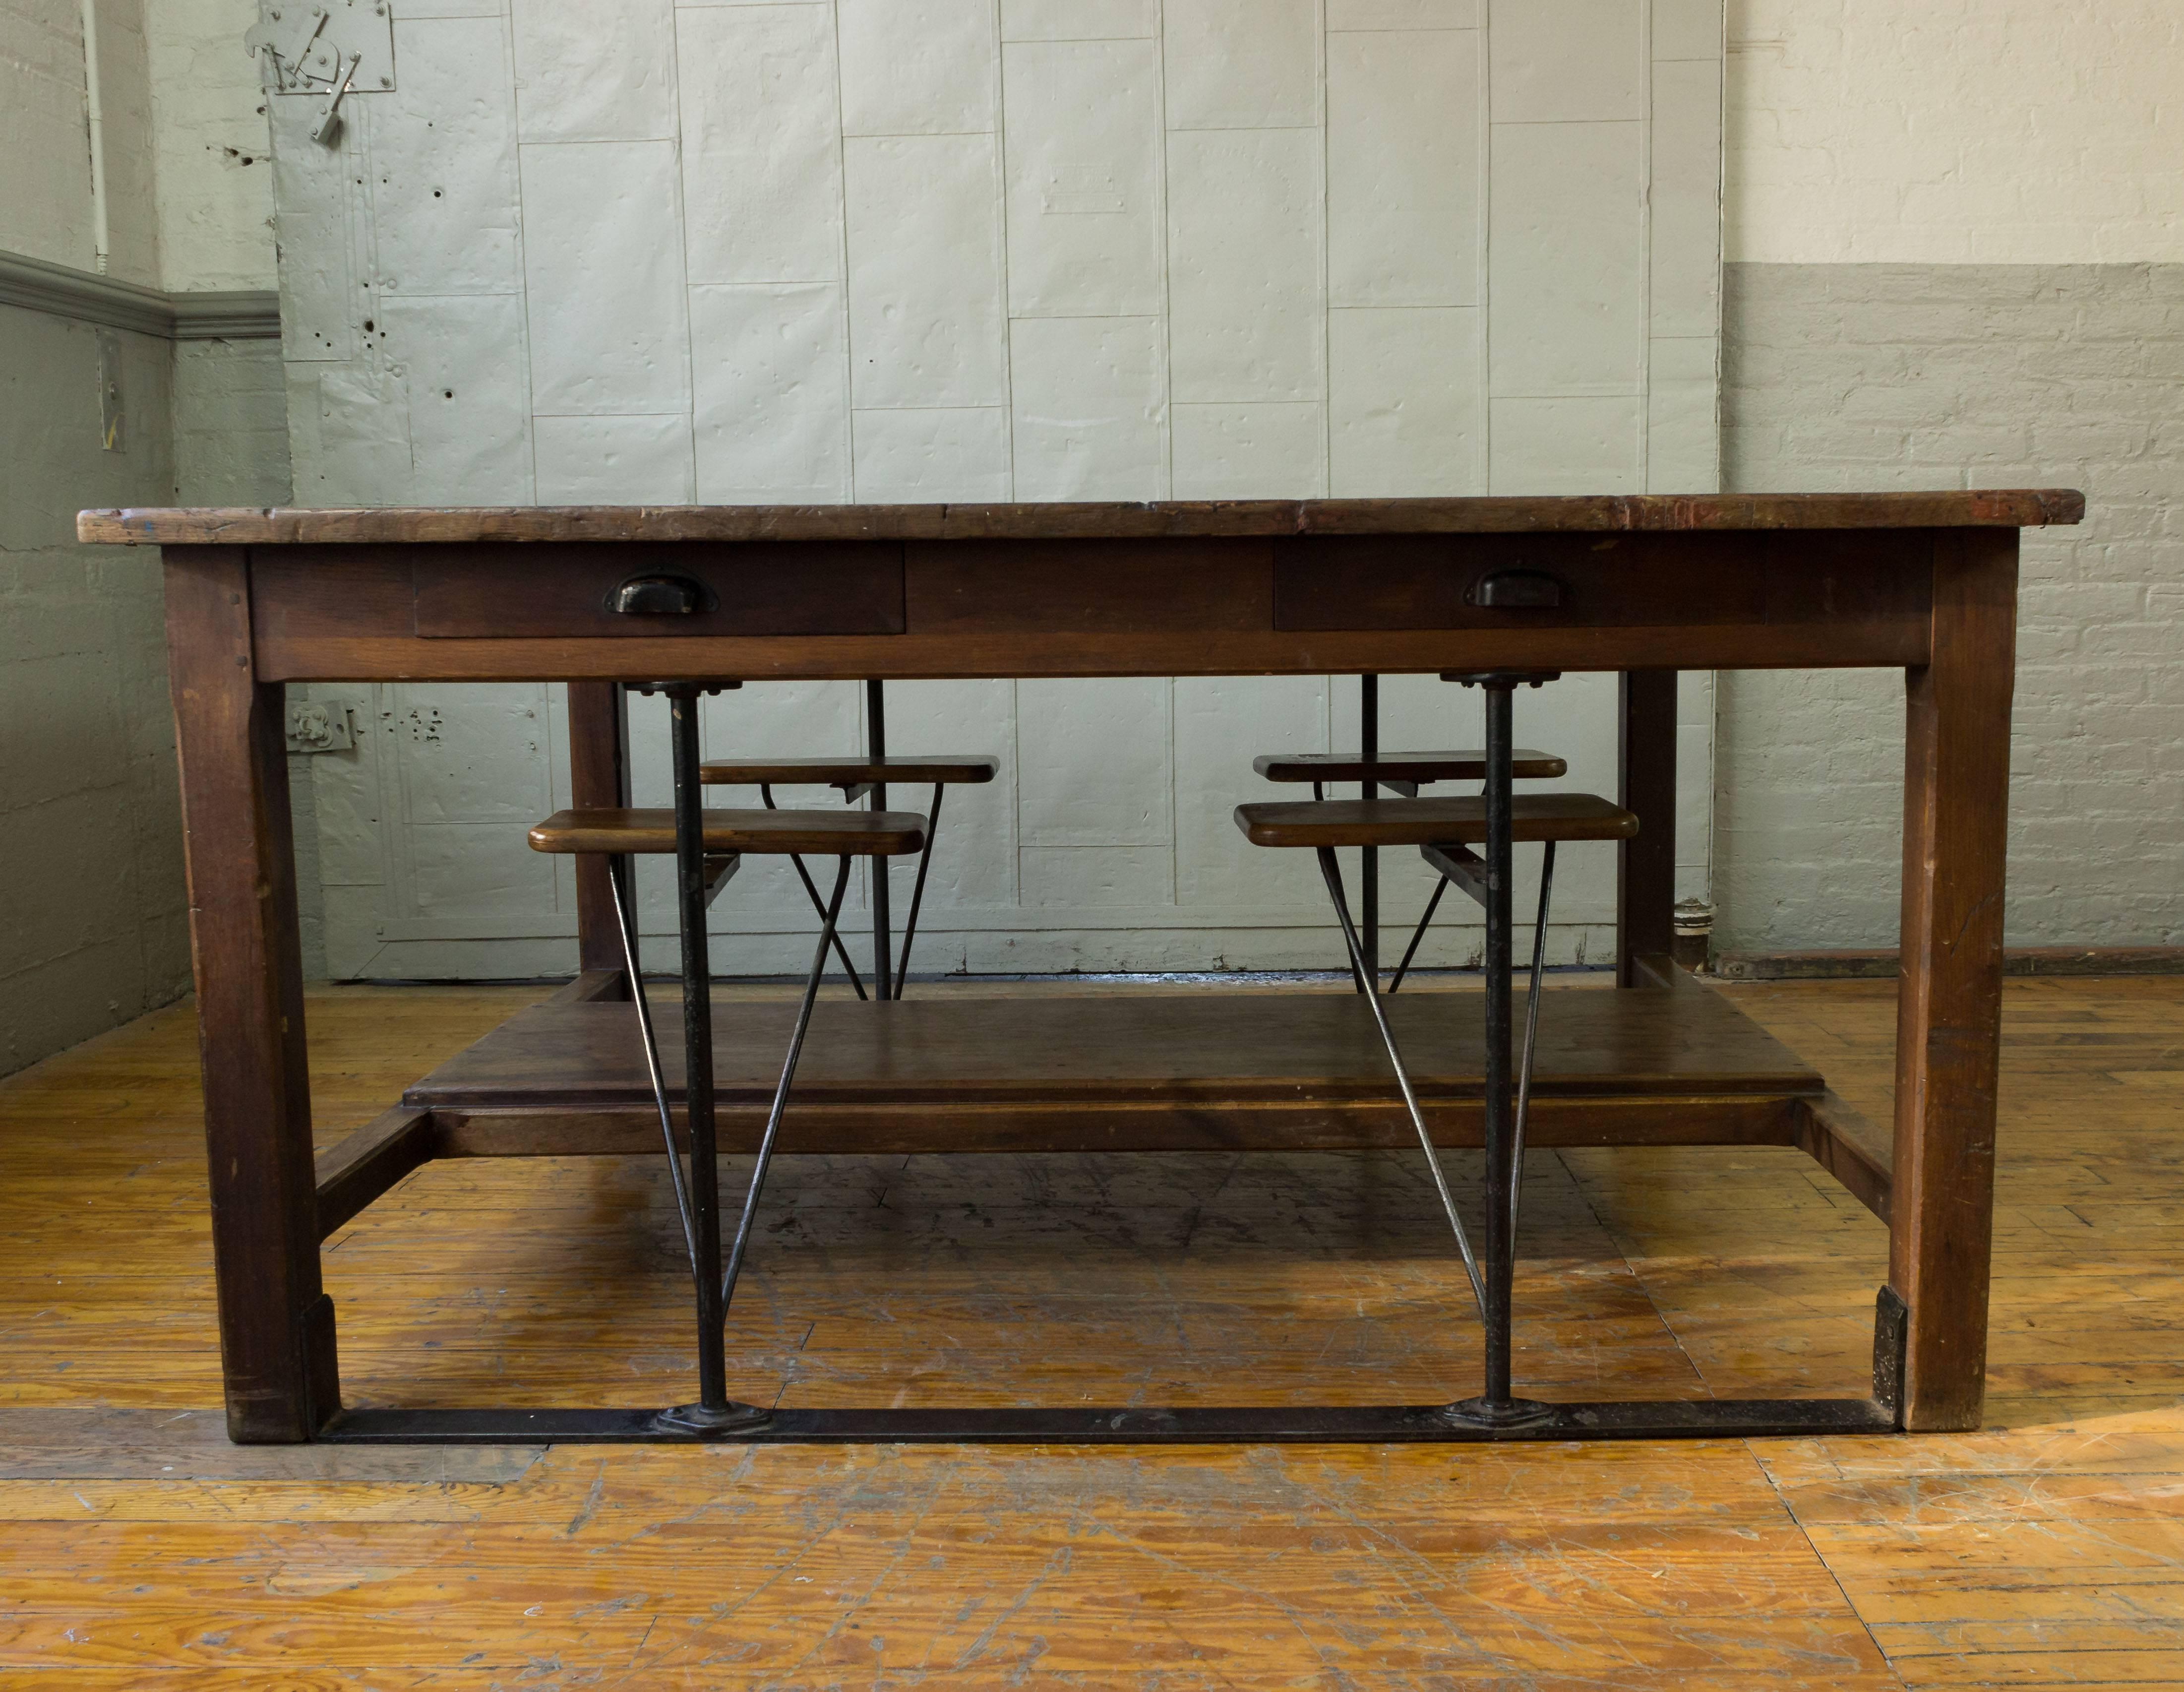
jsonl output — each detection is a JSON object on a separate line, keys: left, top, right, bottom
{"left": 286, "top": 699, "right": 358, "bottom": 753}
{"left": 247, "top": 0, "right": 395, "bottom": 144}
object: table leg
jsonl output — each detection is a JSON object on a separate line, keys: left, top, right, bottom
{"left": 669, "top": 689, "right": 730, "bottom": 1417}
{"left": 1892, "top": 528, "right": 2016, "bottom": 1431}
{"left": 568, "top": 682, "right": 632, "bottom": 992}
{"left": 1616, "top": 670, "right": 1678, "bottom": 986}
{"left": 1479, "top": 682, "right": 1516, "bottom": 1408}
{"left": 165, "top": 546, "right": 334, "bottom": 1441}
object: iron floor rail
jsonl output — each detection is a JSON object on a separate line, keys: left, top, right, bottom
{"left": 319, "top": 1397, "right": 1898, "bottom": 1445}
{"left": 313, "top": 1287, "right": 1908, "bottom": 1445}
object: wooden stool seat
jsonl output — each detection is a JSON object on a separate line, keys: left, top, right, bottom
{"left": 1252, "top": 749, "right": 1566, "bottom": 785}
{"left": 700, "top": 754, "right": 998, "bottom": 789}
{"left": 530, "top": 807, "right": 928, "bottom": 858}
{"left": 1235, "top": 794, "right": 1638, "bottom": 851}
{"left": 696, "top": 676, "right": 995, "bottom": 1004}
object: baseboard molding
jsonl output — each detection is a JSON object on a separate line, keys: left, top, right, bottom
{"left": 0, "top": 249, "right": 279, "bottom": 341}
{"left": 1714, "top": 946, "right": 2184, "bottom": 981}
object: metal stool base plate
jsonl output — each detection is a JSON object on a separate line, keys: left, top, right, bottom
{"left": 1435, "top": 1396, "right": 1559, "bottom": 1430}
{"left": 650, "top": 1400, "right": 773, "bottom": 1437}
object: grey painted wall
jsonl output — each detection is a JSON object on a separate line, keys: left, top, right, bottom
{"left": 174, "top": 336, "right": 290, "bottom": 502}
{"left": 0, "top": 302, "right": 188, "bottom": 1072}
{"left": 1719, "top": 262, "right": 2184, "bottom": 951}
{"left": 171, "top": 336, "right": 319, "bottom": 978}
{"left": 0, "top": 306, "right": 290, "bottom": 1078}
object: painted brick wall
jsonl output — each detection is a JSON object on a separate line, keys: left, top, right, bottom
{"left": 0, "top": 306, "right": 190, "bottom": 1074}
{"left": 144, "top": 0, "right": 275, "bottom": 289}
{"left": 1718, "top": 261, "right": 2184, "bottom": 950}
{"left": 1, "top": 0, "right": 161, "bottom": 284}
{"left": 0, "top": 0, "right": 204, "bottom": 1076}
{"left": 1, "top": 0, "right": 102, "bottom": 268}
{"left": 1726, "top": 0, "right": 2184, "bottom": 266}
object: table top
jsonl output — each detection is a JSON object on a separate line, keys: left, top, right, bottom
{"left": 80, "top": 490, "right": 2084, "bottom": 548}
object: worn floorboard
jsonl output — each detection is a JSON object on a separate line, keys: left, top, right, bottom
{"left": 0, "top": 976, "right": 2178, "bottom": 1686}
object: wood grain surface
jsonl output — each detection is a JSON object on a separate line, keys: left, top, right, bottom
{"left": 397, "top": 986, "right": 1819, "bottom": 1110}
{"left": 228, "top": 525, "right": 1959, "bottom": 684}
{"left": 1253, "top": 747, "right": 1568, "bottom": 783}
{"left": 77, "top": 488, "right": 2085, "bottom": 546}
{"left": 563, "top": 684, "right": 632, "bottom": 983}
{"left": 527, "top": 807, "right": 929, "bottom": 857}
{"left": 1892, "top": 528, "right": 2018, "bottom": 1431}
{"left": 411, "top": 542, "right": 906, "bottom": 638}
{"left": 1619, "top": 668, "right": 1681, "bottom": 986}
{"left": 1, "top": 974, "right": 2177, "bottom": 1685}
{"left": 1236, "top": 792, "right": 1640, "bottom": 847}
{"left": 162, "top": 547, "right": 335, "bottom": 1442}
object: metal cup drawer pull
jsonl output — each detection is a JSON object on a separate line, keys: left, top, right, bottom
{"left": 1466, "top": 569, "right": 1565, "bottom": 610}
{"left": 608, "top": 574, "right": 716, "bottom": 616}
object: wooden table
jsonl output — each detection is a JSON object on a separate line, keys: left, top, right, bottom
{"left": 82, "top": 491, "right": 2083, "bottom": 1444}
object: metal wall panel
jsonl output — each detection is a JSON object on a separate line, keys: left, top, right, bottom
{"left": 260, "top": 0, "right": 1724, "bottom": 977}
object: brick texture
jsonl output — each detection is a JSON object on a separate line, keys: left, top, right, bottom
{"left": 1719, "top": 261, "right": 2184, "bottom": 950}
{"left": 0, "top": 305, "right": 189, "bottom": 1074}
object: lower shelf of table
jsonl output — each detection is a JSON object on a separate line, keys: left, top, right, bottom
{"left": 308, "top": 984, "right": 1907, "bottom": 1442}
{"left": 314, "top": 983, "right": 1892, "bottom": 1228}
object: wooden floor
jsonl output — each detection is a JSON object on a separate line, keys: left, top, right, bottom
{"left": 1, "top": 976, "right": 2180, "bottom": 1686}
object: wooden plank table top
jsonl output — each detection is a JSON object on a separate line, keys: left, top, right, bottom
{"left": 81, "top": 490, "right": 2085, "bottom": 687}
{"left": 89, "top": 490, "right": 2083, "bottom": 1440}
{"left": 79, "top": 489, "right": 2084, "bottom": 545}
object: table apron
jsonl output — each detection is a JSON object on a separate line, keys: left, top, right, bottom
{"left": 234, "top": 529, "right": 1943, "bottom": 681}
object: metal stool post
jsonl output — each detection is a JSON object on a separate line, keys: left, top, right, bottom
{"left": 1360, "top": 673, "right": 1379, "bottom": 992}
{"left": 1481, "top": 681, "right": 1517, "bottom": 1412}
{"left": 528, "top": 730, "right": 928, "bottom": 1440}
{"left": 1236, "top": 704, "right": 1671, "bottom": 1435}
{"left": 1442, "top": 670, "right": 1556, "bottom": 1429}
{"left": 660, "top": 683, "right": 763, "bottom": 1432}
{"left": 866, "top": 679, "right": 893, "bottom": 1001}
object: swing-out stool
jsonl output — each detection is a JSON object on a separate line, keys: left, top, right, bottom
{"left": 1235, "top": 670, "right": 1637, "bottom": 1426}
{"left": 700, "top": 680, "right": 996, "bottom": 999}
{"left": 529, "top": 680, "right": 928, "bottom": 1433}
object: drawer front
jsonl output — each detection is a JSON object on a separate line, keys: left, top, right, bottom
{"left": 1271, "top": 531, "right": 1932, "bottom": 632}
{"left": 411, "top": 543, "right": 905, "bottom": 638}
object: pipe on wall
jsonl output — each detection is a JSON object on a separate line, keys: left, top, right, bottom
{"left": 78, "top": 0, "right": 110, "bottom": 275}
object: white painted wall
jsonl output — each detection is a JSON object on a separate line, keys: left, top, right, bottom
{"left": 144, "top": 0, "right": 276, "bottom": 289}
{"left": 67, "top": 0, "right": 2165, "bottom": 364}
{"left": 1, "top": 0, "right": 160, "bottom": 282}
{"left": 0, "top": 0, "right": 270, "bottom": 289}
{"left": 262, "top": 0, "right": 1726, "bottom": 979}
{"left": 1, "top": 0, "right": 98, "bottom": 266}
{"left": 1727, "top": 0, "right": 2184, "bottom": 264}
{"left": 1718, "top": 0, "right": 2184, "bottom": 955}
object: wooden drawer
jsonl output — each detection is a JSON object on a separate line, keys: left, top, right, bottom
{"left": 1271, "top": 532, "right": 1930, "bottom": 632}
{"left": 409, "top": 543, "right": 905, "bottom": 638}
